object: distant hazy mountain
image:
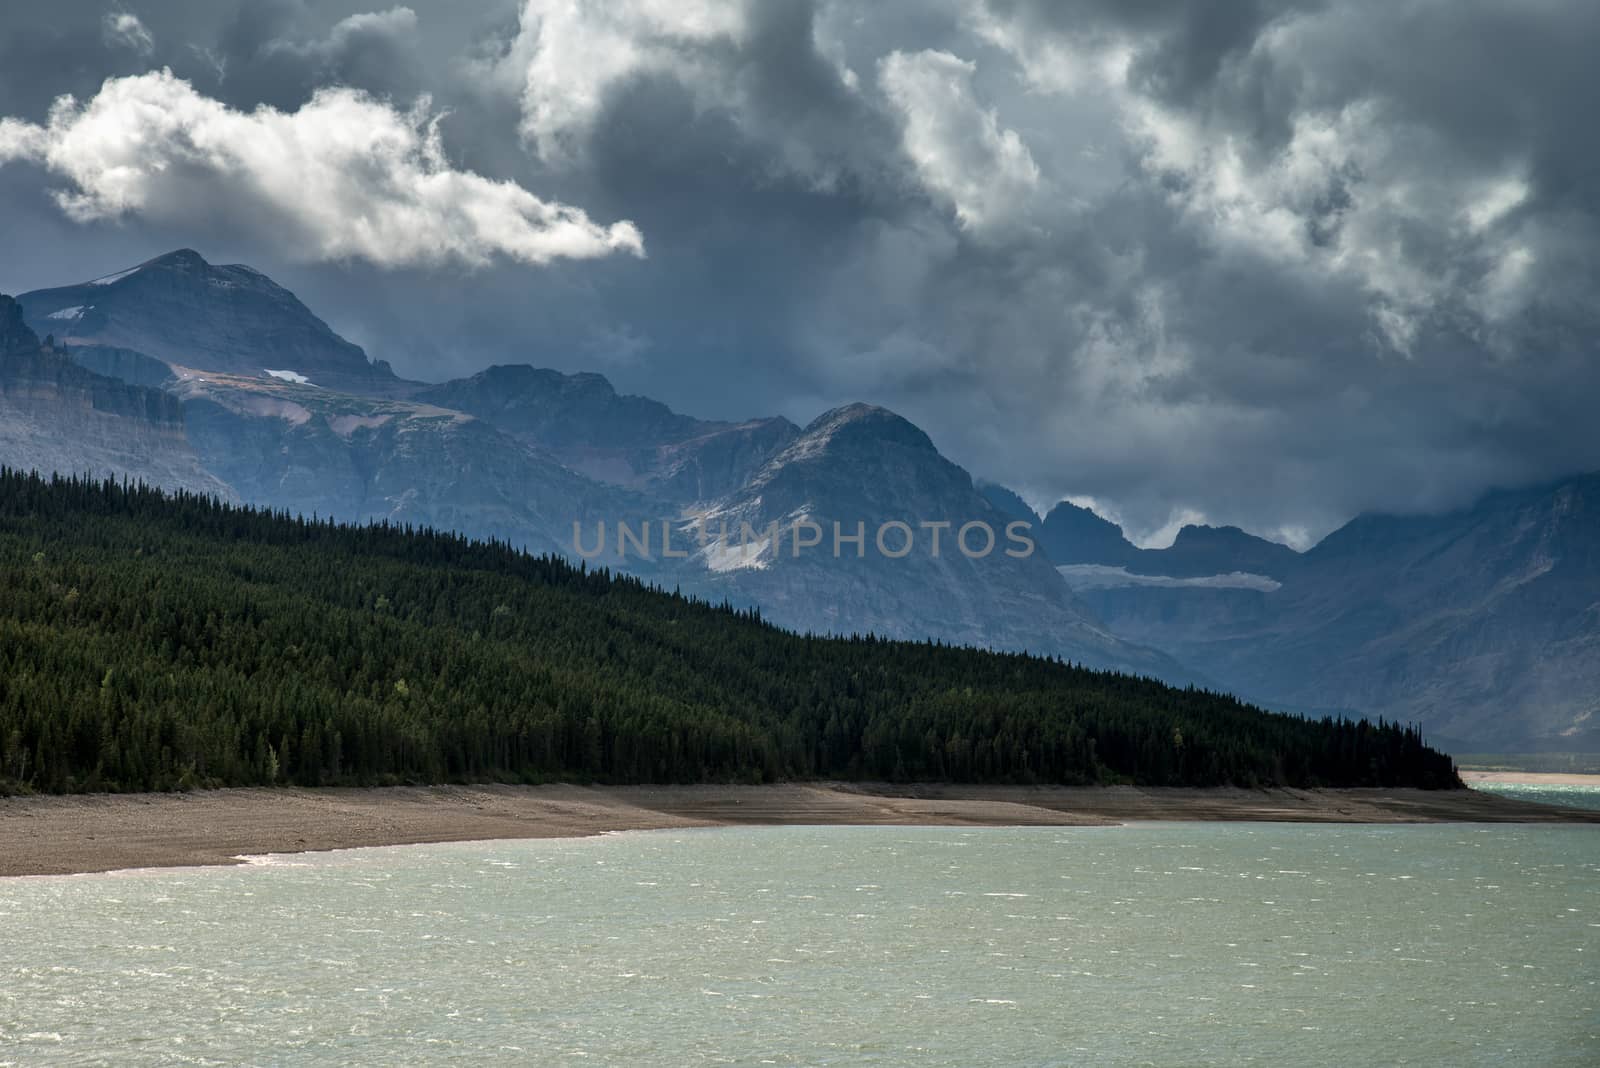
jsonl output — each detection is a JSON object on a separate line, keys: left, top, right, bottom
{"left": 1039, "top": 501, "right": 1146, "bottom": 572}
{"left": 1015, "top": 481, "right": 1600, "bottom": 751}
{"left": 1230, "top": 476, "right": 1600, "bottom": 751}
{"left": 1038, "top": 499, "right": 1301, "bottom": 580}
{"left": 0, "top": 295, "right": 227, "bottom": 497}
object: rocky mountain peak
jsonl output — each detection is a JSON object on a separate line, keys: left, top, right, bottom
{"left": 1170, "top": 523, "right": 1266, "bottom": 548}
{"left": 1163, "top": 524, "right": 1300, "bottom": 580}
{"left": 417, "top": 364, "right": 710, "bottom": 451}
{"left": 0, "top": 295, "right": 38, "bottom": 357}
{"left": 475, "top": 364, "right": 621, "bottom": 404}
{"left": 144, "top": 247, "right": 207, "bottom": 270}
{"left": 794, "top": 403, "right": 937, "bottom": 456}
{"left": 18, "top": 249, "right": 394, "bottom": 392}
{"left": 734, "top": 403, "right": 989, "bottom": 527}
{"left": 82, "top": 248, "right": 281, "bottom": 295}
{"left": 1038, "top": 500, "right": 1137, "bottom": 567}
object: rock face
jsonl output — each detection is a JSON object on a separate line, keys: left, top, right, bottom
{"left": 1039, "top": 499, "right": 1301, "bottom": 580}
{"left": 418, "top": 365, "right": 708, "bottom": 453}
{"left": 170, "top": 373, "right": 648, "bottom": 562}
{"left": 977, "top": 481, "right": 1041, "bottom": 527}
{"left": 0, "top": 295, "right": 228, "bottom": 496}
{"left": 644, "top": 418, "right": 801, "bottom": 505}
{"left": 676, "top": 404, "right": 1188, "bottom": 677}
{"left": 18, "top": 250, "right": 399, "bottom": 395}
{"left": 1160, "top": 524, "right": 1303, "bottom": 580}
{"left": 416, "top": 364, "right": 799, "bottom": 504}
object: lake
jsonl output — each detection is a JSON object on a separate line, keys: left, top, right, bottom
{"left": 3, "top": 823, "right": 1596, "bottom": 1065}
{"left": 1469, "top": 780, "right": 1600, "bottom": 812}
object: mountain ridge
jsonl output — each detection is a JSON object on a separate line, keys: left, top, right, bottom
{"left": 9, "top": 250, "right": 1181, "bottom": 678}
{"left": 414, "top": 362, "right": 800, "bottom": 503}
{"left": 1030, "top": 497, "right": 1302, "bottom": 581}
{"left": 8, "top": 248, "right": 1597, "bottom": 748}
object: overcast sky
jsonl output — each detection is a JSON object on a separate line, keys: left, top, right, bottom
{"left": 3, "top": 0, "right": 1597, "bottom": 547}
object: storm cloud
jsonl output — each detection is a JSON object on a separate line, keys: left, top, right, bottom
{"left": 1, "top": 0, "right": 1597, "bottom": 546}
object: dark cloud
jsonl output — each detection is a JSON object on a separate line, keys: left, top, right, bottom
{"left": 0, "top": 4, "right": 166, "bottom": 121}
{"left": 207, "top": 1, "right": 427, "bottom": 110}
{"left": 3, "top": 0, "right": 1599, "bottom": 547}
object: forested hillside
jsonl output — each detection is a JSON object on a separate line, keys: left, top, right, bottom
{"left": 0, "top": 470, "right": 1460, "bottom": 794}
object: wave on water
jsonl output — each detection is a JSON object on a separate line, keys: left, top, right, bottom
{"left": 1470, "top": 781, "right": 1600, "bottom": 811}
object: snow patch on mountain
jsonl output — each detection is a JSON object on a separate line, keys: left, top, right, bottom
{"left": 1057, "top": 565, "right": 1282, "bottom": 592}
{"left": 88, "top": 267, "right": 140, "bottom": 286}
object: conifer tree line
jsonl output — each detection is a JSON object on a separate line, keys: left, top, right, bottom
{"left": 0, "top": 469, "right": 1461, "bottom": 794}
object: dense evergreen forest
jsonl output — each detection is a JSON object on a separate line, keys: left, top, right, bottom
{"left": 0, "top": 470, "right": 1461, "bottom": 794}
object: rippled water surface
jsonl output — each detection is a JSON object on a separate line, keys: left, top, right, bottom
{"left": 1470, "top": 780, "right": 1600, "bottom": 811}
{"left": 3, "top": 824, "right": 1597, "bottom": 1066}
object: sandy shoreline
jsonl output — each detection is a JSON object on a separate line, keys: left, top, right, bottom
{"left": 3, "top": 781, "right": 1596, "bottom": 877}
{"left": 1460, "top": 770, "right": 1600, "bottom": 786}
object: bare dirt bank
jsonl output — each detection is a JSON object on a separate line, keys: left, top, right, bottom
{"left": 3, "top": 782, "right": 1595, "bottom": 877}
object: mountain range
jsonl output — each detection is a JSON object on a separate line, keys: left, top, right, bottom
{"left": 5, "top": 249, "right": 1597, "bottom": 751}
{"left": 8, "top": 249, "right": 1162, "bottom": 680}
{"left": 994, "top": 479, "right": 1600, "bottom": 752}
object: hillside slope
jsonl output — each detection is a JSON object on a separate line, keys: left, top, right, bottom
{"left": 0, "top": 471, "right": 1458, "bottom": 794}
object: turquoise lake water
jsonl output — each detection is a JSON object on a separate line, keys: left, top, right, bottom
{"left": 2, "top": 823, "right": 1597, "bottom": 1066}
{"left": 1469, "top": 780, "right": 1600, "bottom": 812}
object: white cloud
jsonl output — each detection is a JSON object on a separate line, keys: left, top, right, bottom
{"left": 326, "top": 6, "right": 419, "bottom": 48}
{"left": 1478, "top": 244, "right": 1536, "bottom": 324}
{"left": 482, "top": 0, "right": 881, "bottom": 192}
{"left": 967, "top": 6, "right": 1130, "bottom": 95}
{"left": 1465, "top": 175, "right": 1530, "bottom": 234}
{"left": 490, "top": 0, "right": 746, "bottom": 162}
{"left": 0, "top": 117, "right": 48, "bottom": 162}
{"left": 102, "top": 13, "right": 155, "bottom": 56}
{"left": 878, "top": 49, "right": 1040, "bottom": 234}
{"left": 0, "top": 70, "right": 643, "bottom": 269}
{"left": 264, "top": 6, "right": 418, "bottom": 64}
